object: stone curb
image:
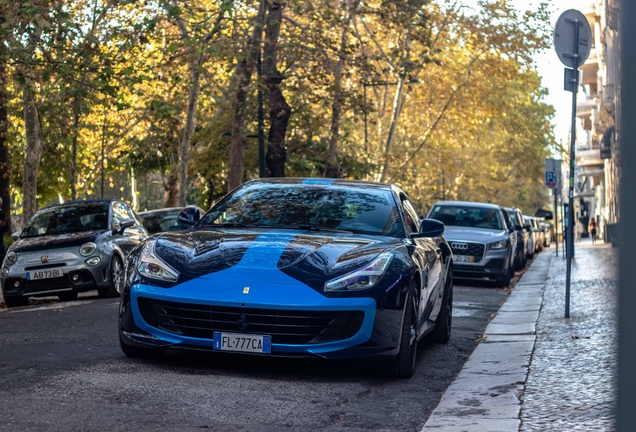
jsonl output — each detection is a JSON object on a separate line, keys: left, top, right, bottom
{"left": 421, "top": 252, "right": 551, "bottom": 432}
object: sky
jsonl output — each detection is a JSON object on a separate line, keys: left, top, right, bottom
{"left": 517, "top": 0, "right": 588, "bottom": 145}
{"left": 460, "top": 0, "right": 586, "bottom": 145}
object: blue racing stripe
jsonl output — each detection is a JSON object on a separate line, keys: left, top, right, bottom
{"left": 301, "top": 178, "right": 337, "bottom": 185}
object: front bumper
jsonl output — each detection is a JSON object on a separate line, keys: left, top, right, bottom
{"left": 452, "top": 246, "right": 512, "bottom": 281}
{"left": 1, "top": 248, "right": 110, "bottom": 298}
{"left": 120, "top": 274, "right": 408, "bottom": 361}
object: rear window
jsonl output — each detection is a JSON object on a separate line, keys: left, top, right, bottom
{"left": 429, "top": 205, "right": 503, "bottom": 230}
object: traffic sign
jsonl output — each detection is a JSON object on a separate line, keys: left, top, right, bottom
{"left": 545, "top": 158, "right": 562, "bottom": 189}
{"left": 554, "top": 9, "right": 592, "bottom": 68}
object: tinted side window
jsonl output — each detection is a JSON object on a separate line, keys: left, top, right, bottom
{"left": 401, "top": 197, "right": 420, "bottom": 234}
{"left": 112, "top": 203, "right": 129, "bottom": 224}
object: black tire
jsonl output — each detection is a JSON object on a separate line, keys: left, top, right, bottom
{"left": 495, "top": 265, "right": 513, "bottom": 288}
{"left": 386, "top": 282, "right": 419, "bottom": 378}
{"left": 431, "top": 267, "right": 453, "bottom": 343}
{"left": 99, "top": 256, "right": 124, "bottom": 298}
{"left": 119, "top": 334, "right": 165, "bottom": 359}
{"left": 58, "top": 291, "right": 78, "bottom": 302}
{"left": 4, "top": 295, "right": 28, "bottom": 308}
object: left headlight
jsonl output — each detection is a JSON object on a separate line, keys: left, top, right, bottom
{"left": 4, "top": 250, "right": 17, "bottom": 266}
{"left": 79, "top": 242, "right": 97, "bottom": 256}
{"left": 138, "top": 239, "right": 179, "bottom": 282}
{"left": 324, "top": 252, "right": 393, "bottom": 292}
{"left": 489, "top": 240, "right": 509, "bottom": 250}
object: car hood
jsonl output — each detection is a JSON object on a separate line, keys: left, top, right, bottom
{"left": 10, "top": 230, "right": 109, "bottom": 253}
{"left": 153, "top": 228, "right": 401, "bottom": 284}
{"left": 441, "top": 226, "right": 508, "bottom": 243}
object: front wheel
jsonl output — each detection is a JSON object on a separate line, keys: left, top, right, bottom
{"left": 386, "top": 282, "right": 419, "bottom": 378}
{"left": 495, "top": 265, "right": 513, "bottom": 288}
{"left": 431, "top": 267, "right": 453, "bottom": 343}
{"left": 99, "top": 256, "right": 124, "bottom": 298}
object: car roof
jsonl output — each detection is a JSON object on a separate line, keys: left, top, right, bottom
{"left": 243, "top": 178, "right": 393, "bottom": 190}
{"left": 41, "top": 199, "right": 116, "bottom": 210}
{"left": 138, "top": 207, "right": 184, "bottom": 215}
{"left": 432, "top": 201, "right": 501, "bottom": 210}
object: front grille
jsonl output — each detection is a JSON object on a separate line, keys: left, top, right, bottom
{"left": 450, "top": 242, "right": 485, "bottom": 260}
{"left": 25, "top": 263, "right": 68, "bottom": 271}
{"left": 138, "top": 298, "right": 365, "bottom": 345}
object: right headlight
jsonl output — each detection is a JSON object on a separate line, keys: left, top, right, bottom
{"left": 79, "top": 242, "right": 97, "bottom": 256}
{"left": 4, "top": 251, "right": 16, "bottom": 266}
{"left": 489, "top": 240, "right": 509, "bottom": 250}
{"left": 137, "top": 239, "right": 179, "bottom": 282}
{"left": 324, "top": 252, "right": 393, "bottom": 292}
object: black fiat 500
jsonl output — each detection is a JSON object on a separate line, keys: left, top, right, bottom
{"left": 119, "top": 179, "right": 453, "bottom": 378}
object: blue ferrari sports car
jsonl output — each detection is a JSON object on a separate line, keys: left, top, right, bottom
{"left": 119, "top": 178, "right": 453, "bottom": 377}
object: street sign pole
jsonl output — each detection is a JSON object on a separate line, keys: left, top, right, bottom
{"left": 564, "top": 17, "right": 580, "bottom": 319}
{"left": 554, "top": 9, "right": 591, "bottom": 318}
{"left": 554, "top": 189, "right": 559, "bottom": 257}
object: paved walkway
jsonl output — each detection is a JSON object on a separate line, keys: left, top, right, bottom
{"left": 422, "top": 240, "right": 617, "bottom": 431}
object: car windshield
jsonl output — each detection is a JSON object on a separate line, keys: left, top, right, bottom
{"left": 139, "top": 210, "right": 190, "bottom": 234}
{"left": 429, "top": 205, "right": 503, "bottom": 230}
{"left": 23, "top": 203, "right": 110, "bottom": 237}
{"left": 508, "top": 211, "right": 521, "bottom": 226}
{"left": 199, "top": 183, "right": 403, "bottom": 237}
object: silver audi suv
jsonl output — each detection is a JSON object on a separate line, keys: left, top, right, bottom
{"left": 428, "top": 201, "right": 516, "bottom": 287}
{"left": 1, "top": 199, "right": 147, "bottom": 308}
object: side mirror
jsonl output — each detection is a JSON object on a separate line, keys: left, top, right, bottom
{"left": 411, "top": 218, "right": 444, "bottom": 238}
{"left": 11, "top": 231, "right": 20, "bottom": 241}
{"left": 113, "top": 218, "right": 135, "bottom": 235}
{"left": 523, "top": 223, "right": 531, "bottom": 230}
{"left": 178, "top": 207, "right": 200, "bottom": 226}
{"left": 515, "top": 224, "right": 522, "bottom": 231}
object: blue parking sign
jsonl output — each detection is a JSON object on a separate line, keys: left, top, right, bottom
{"left": 545, "top": 171, "right": 557, "bottom": 188}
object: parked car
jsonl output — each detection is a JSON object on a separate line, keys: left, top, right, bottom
{"left": 137, "top": 206, "right": 205, "bottom": 234}
{"left": 1, "top": 199, "right": 148, "bottom": 308}
{"left": 505, "top": 207, "right": 529, "bottom": 270}
{"left": 531, "top": 217, "right": 545, "bottom": 252}
{"left": 428, "top": 201, "right": 515, "bottom": 287}
{"left": 523, "top": 216, "right": 536, "bottom": 259}
{"left": 119, "top": 178, "right": 453, "bottom": 378}
{"left": 541, "top": 222, "right": 552, "bottom": 247}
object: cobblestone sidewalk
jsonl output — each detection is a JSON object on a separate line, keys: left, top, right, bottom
{"left": 422, "top": 240, "right": 617, "bottom": 432}
{"left": 520, "top": 241, "right": 617, "bottom": 431}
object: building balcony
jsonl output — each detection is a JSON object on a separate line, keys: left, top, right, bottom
{"left": 577, "top": 149, "right": 604, "bottom": 168}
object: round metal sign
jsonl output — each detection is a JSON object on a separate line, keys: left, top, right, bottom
{"left": 554, "top": 9, "right": 592, "bottom": 68}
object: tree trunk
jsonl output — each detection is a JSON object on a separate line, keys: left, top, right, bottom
{"left": 379, "top": 76, "right": 405, "bottom": 182}
{"left": 263, "top": 0, "right": 290, "bottom": 178}
{"left": 325, "top": 0, "right": 359, "bottom": 179}
{"left": 176, "top": 3, "right": 230, "bottom": 205}
{"left": 163, "top": 171, "right": 179, "bottom": 207}
{"left": 22, "top": 85, "right": 44, "bottom": 223}
{"left": 227, "top": 1, "right": 266, "bottom": 191}
{"left": 0, "top": 35, "right": 11, "bottom": 233}
{"left": 70, "top": 95, "right": 81, "bottom": 200}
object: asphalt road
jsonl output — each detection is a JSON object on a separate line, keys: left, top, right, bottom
{"left": 0, "top": 282, "right": 510, "bottom": 431}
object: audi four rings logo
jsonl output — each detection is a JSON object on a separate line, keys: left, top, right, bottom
{"left": 451, "top": 242, "right": 469, "bottom": 250}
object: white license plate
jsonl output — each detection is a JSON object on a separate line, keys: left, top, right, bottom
{"left": 454, "top": 255, "right": 475, "bottom": 263}
{"left": 213, "top": 332, "right": 271, "bottom": 354}
{"left": 26, "top": 268, "right": 64, "bottom": 280}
